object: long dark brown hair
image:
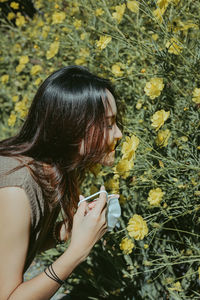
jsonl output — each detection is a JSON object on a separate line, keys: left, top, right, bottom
{"left": 0, "top": 65, "right": 119, "bottom": 231}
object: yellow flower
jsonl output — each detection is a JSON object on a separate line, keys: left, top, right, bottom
{"left": 10, "top": 1, "right": 19, "bottom": 9}
{"left": 121, "top": 134, "right": 139, "bottom": 160}
{"left": 31, "top": 65, "right": 42, "bottom": 76}
{"left": 168, "top": 18, "right": 198, "bottom": 34}
{"left": 168, "top": 281, "right": 182, "bottom": 292}
{"left": 181, "top": 23, "right": 198, "bottom": 34}
{"left": 16, "top": 56, "right": 29, "bottom": 73}
{"left": 127, "top": 214, "right": 148, "bottom": 240}
{"left": 86, "top": 267, "right": 94, "bottom": 276}
{"left": 46, "top": 41, "right": 60, "bottom": 60}
{"left": 96, "top": 36, "right": 112, "bottom": 51}
{"left": 157, "top": 0, "right": 170, "bottom": 10}
{"left": 144, "top": 78, "right": 164, "bottom": 99}
{"left": 95, "top": 8, "right": 104, "bottom": 16}
{"left": 13, "top": 43, "right": 21, "bottom": 52}
{"left": 119, "top": 194, "right": 126, "bottom": 205}
{"left": 166, "top": 37, "right": 183, "bottom": 55}
{"left": 73, "top": 19, "right": 82, "bottom": 29}
{"left": 159, "top": 160, "right": 164, "bottom": 168}
{"left": 116, "top": 159, "right": 134, "bottom": 179}
{"left": 127, "top": 1, "right": 139, "bottom": 13}
{"left": 151, "top": 110, "right": 170, "bottom": 131}
{"left": 153, "top": 7, "right": 165, "bottom": 23}
{"left": 34, "top": 78, "right": 42, "bottom": 86}
{"left": 16, "top": 64, "right": 25, "bottom": 73}
{"left": 34, "top": 0, "right": 43, "bottom": 9}
{"left": 15, "top": 12, "right": 25, "bottom": 27}
{"left": 12, "top": 95, "right": 19, "bottom": 102}
{"left": 7, "top": 12, "right": 15, "bottom": 20}
{"left": 192, "top": 88, "right": 200, "bottom": 104}
{"left": 80, "top": 33, "right": 86, "bottom": 40}
{"left": 120, "top": 237, "right": 134, "bottom": 254}
{"left": 147, "top": 188, "right": 164, "bottom": 206}
{"left": 111, "top": 64, "right": 123, "bottom": 77}
{"left": 1, "top": 74, "right": 9, "bottom": 84}
{"left": 8, "top": 112, "right": 16, "bottom": 127}
{"left": 15, "top": 100, "right": 28, "bottom": 118}
{"left": 105, "top": 175, "right": 119, "bottom": 193}
{"left": 75, "top": 58, "right": 86, "bottom": 65}
{"left": 62, "top": 27, "right": 72, "bottom": 33}
{"left": 36, "top": 19, "right": 44, "bottom": 27}
{"left": 19, "top": 55, "right": 29, "bottom": 65}
{"left": 155, "top": 129, "right": 171, "bottom": 147}
{"left": 79, "top": 48, "right": 90, "bottom": 57}
{"left": 42, "top": 25, "right": 50, "bottom": 39}
{"left": 152, "top": 33, "right": 159, "bottom": 41}
{"left": 52, "top": 12, "right": 66, "bottom": 24}
{"left": 112, "top": 4, "right": 126, "bottom": 24}
{"left": 136, "top": 101, "right": 142, "bottom": 110}
{"left": 110, "top": 289, "right": 121, "bottom": 296}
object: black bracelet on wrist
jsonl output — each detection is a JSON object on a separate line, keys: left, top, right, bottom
{"left": 44, "top": 264, "right": 65, "bottom": 285}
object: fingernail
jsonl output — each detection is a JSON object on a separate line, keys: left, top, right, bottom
{"left": 79, "top": 195, "right": 85, "bottom": 200}
{"left": 100, "top": 185, "right": 105, "bottom": 190}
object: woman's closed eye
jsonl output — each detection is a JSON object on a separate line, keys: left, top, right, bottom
{"left": 107, "top": 124, "right": 113, "bottom": 129}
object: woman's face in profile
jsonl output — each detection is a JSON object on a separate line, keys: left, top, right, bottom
{"left": 79, "top": 89, "right": 122, "bottom": 166}
{"left": 99, "top": 89, "right": 122, "bottom": 166}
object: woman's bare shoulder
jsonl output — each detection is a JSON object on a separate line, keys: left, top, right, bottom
{"left": 0, "top": 187, "right": 31, "bottom": 299}
{"left": 0, "top": 186, "right": 31, "bottom": 220}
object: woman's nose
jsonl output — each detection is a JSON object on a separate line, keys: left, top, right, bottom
{"left": 115, "top": 125, "right": 123, "bottom": 140}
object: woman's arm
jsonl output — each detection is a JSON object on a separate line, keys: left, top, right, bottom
{"left": 0, "top": 186, "right": 107, "bottom": 300}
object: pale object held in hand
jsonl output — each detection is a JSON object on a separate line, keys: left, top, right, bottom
{"left": 78, "top": 190, "right": 121, "bottom": 231}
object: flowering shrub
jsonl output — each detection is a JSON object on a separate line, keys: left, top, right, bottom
{"left": 1, "top": 0, "right": 200, "bottom": 298}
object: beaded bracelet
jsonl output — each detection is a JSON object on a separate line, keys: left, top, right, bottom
{"left": 44, "top": 264, "right": 65, "bottom": 285}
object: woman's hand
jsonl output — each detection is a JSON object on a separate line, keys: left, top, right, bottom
{"left": 87, "top": 193, "right": 120, "bottom": 210}
{"left": 68, "top": 186, "right": 108, "bottom": 261}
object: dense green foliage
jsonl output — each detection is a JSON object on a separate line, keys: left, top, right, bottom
{"left": 1, "top": 0, "right": 200, "bottom": 298}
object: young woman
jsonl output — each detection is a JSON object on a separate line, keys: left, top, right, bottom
{"left": 0, "top": 65, "right": 122, "bottom": 300}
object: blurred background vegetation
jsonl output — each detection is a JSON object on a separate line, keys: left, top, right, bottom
{"left": 1, "top": 0, "right": 200, "bottom": 299}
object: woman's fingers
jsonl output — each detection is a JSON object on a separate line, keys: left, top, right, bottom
{"left": 74, "top": 200, "right": 87, "bottom": 218}
{"left": 69, "top": 187, "right": 109, "bottom": 259}
{"left": 88, "top": 201, "right": 97, "bottom": 209}
{"left": 90, "top": 186, "right": 107, "bottom": 215}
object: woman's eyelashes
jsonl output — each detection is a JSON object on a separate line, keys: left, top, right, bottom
{"left": 107, "top": 124, "right": 113, "bottom": 129}
{"left": 106, "top": 116, "right": 117, "bottom": 129}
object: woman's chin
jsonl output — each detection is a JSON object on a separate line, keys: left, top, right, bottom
{"left": 99, "top": 150, "right": 115, "bottom": 166}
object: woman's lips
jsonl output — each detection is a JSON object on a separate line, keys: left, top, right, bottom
{"left": 110, "top": 143, "right": 117, "bottom": 151}
{"left": 110, "top": 147, "right": 115, "bottom": 152}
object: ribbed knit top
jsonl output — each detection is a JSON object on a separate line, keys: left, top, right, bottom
{"left": 0, "top": 155, "right": 59, "bottom": 271}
